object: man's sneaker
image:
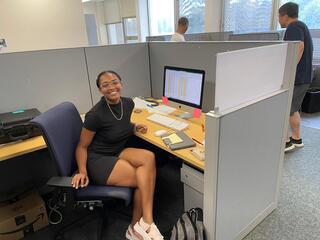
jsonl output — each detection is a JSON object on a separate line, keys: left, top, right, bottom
{"left": 133, "top": 217, "right": 164, "bottom": 240}
{"left": 126, "top": 224, "right": 142, "bottom": 240}
{"left": 285, "top": 140, "right": 295, "bottom": 152}
{"left": 290, "top": 137, "right": 304, "bottom": 148}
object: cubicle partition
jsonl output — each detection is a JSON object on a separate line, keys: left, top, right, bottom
{"left": 204, "top": 43, "right": 299, "bottom": 240}
{"left": 0, "top": 48, "right": 92, "bottom": 113}
{"left": 229, "top": 31, "right": 281, "bottom": 41}
{"left": 310, "top": 29, "right": 320, "bottom": 66}
{"left": 148, "top": 41, "right": 284, "bottom": 112}
{"left": 146, "top": 32, "right": 232, "bottom": 42}
{"left": 84, "top": 43, "right": 151, "bottom": 104}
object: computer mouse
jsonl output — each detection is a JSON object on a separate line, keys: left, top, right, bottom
{"left": 154, "top": 129, "right": 167, "bottom": 137}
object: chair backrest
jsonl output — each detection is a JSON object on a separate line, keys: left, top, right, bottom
{"left": 31, "top": 102, "right": 83, "bottom": 176}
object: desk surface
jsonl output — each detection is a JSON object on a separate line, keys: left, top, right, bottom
{"left": 131, "top": 109, "right": 205, "bottom": 170}
{"left": 0, "top": 109, "right": 205, "bottom": 170}
{"left": 0, "top": 136, "right": 46, "bottom": 161}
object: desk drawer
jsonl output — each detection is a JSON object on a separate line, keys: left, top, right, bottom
{"left": 181, "top": 164, "right": 204, "bottom": 194}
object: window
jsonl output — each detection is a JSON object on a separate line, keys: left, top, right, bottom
{"left": 223, "top": 0, "right": 273, "bottom": 33}
{"left": 179, "top": 0, "right": 205, "bottom": 33}
{"left": 123, "top": 17, "right": 138, "bottom": 43}
{"left": 279, "top": 0, "right": 320, "bottom": 29}
{"left": 106, "top": 23, "right": 124, "bottom": 45}
{"left": 148, "top": 0, "right": 174, "bottom": 36}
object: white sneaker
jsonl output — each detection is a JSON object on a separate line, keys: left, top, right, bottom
{"left": 126, "top": 224, "right": 143, "bottom": 240}
{"left": 133, "top": 218, "right": 164, "bottom": 240}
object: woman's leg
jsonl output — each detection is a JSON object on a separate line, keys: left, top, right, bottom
{"left": 108, "top": 148, "right": 157, "bottom": 225}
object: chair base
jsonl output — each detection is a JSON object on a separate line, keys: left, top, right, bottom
{"left": 55, "top": 206, "right": 106, "bottom": 240}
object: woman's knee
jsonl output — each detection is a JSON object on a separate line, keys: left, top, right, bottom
{"left": 143, "top": 150, "right": 156, "bottom": 169}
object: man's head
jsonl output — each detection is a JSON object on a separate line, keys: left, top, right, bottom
{"left": 278, "top": 2, "right": 299, "bottom": 28}
{"left": 177, "top": 17, "right": 189, "bottom": 34}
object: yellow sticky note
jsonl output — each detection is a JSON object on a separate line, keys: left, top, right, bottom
{"left": 163, "top": 133, "right": 183, "bottom": 144}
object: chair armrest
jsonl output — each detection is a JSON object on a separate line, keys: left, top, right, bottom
{"left": 47, "top": 176, "right": 73, "bottom": 188}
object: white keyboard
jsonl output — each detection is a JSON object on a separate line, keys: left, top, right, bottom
{"left": 147, "top": 113, "right": 189, "bottom": 131}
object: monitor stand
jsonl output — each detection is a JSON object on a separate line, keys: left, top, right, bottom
{"left": 177, "top": 112, "right": 193, "bottom": 119}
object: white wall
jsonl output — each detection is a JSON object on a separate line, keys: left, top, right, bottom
{"left": 0, "top": 0, "right": 88, "bottom": 53}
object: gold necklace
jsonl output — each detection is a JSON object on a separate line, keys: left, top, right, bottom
{"left": 106, "top": 98, "right": 123, "bottom": 120}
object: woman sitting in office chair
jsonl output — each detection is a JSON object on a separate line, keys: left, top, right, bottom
{"left": 71, "top": 70, "right": 163, "bottom": 240}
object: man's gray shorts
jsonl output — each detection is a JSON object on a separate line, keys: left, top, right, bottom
{"left": 290, "top": 84, "right": 310, "bottom": 115}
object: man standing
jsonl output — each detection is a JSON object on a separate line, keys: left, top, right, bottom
{"left": 279, "top": 2, "right": 314, "bottom": 152}
{"left": 171, "top": 17, "right": 189, "bottom": 42}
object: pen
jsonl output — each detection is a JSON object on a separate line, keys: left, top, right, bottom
{"left": 192, "top": 138, "right": 203, "bottom": 145}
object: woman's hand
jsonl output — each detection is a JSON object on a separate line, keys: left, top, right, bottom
{"left": 135, "top": 124, "right": 148, "bottom": 134}
{"left": 71, "top": 173, "right": 89, "bottom": 189}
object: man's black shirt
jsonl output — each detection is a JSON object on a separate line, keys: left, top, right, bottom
{"left": 284, "top": 20, "right": 313, "bottom": 85}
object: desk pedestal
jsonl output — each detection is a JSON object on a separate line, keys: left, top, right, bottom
{"left": 181, "top": 164, "right": 204, "bottom": 211}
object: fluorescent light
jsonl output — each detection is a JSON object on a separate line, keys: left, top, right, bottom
{"left": 82, "top": 0, "right": 91, "bottom": 2}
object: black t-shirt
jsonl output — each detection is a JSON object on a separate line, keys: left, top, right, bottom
{"left": 84, "top": 97, "right": 135, "bottom": 156}
{"left": 284, "top": 20, "right": 313, "bottom": 85}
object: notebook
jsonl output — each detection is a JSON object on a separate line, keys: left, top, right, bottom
{"left": 162, "top": 131, "right": 196, "bottom": 150}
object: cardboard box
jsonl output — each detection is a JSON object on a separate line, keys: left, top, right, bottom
{"left": 0, "top": 191, "right": 48, "bottom": 240}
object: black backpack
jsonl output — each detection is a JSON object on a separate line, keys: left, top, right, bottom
{"left": 170, "top": 208, "right": 205, "bottom": 240}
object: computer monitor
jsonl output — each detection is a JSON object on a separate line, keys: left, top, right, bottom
{"left": 163, "top": 66, "right": 205, "bottom": 116}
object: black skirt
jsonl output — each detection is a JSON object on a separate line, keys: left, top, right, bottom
{"left": 87, "top": 151, "right": 120, "bottom": 185}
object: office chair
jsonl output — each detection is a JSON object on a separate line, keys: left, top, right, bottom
{"left": 30, "top": 102, "right": 132, "bottom": 240}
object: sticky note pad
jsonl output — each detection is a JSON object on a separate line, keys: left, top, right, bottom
{"left": 163, "top": 133, "right": 183, "bottom": 144}
{"left": 193, "top": 108, "right": 201, "bottom": 118}
{"left": 162, "top": 96, "right": 169, "bottom": 105}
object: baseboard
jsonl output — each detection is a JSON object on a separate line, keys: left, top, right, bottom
{"left": 234, "top": 202, "right": 277, "bottom": 240}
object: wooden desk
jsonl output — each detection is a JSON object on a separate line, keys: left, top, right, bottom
{"left": 0, "top": 136, "right": 46, "bottom": 161}
{"left": 0, "top": 112, "right": 205, "bottom": 170}
{"left": 131, "top": 109, "right": 205, "bottom": 170}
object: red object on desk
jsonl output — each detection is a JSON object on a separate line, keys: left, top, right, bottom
{"left": 162, "top": 96, "right": 169, "bottom": 105}
{"left": 193, "top": 108, "right": 201, "bottom": 118}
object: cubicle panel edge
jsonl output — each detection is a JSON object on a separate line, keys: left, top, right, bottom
{"left": 0, "top": 48, "right": 92, "bottom": 113}
{"left": 213, "top": 91, "right": 289, "bottom": 240}
{"left": 84, "top": 43, "right": 151, "bottom": 104}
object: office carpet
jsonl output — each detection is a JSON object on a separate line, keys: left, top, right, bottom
{"left": 243, "top": 125, "right": 320, "bottom": 240}
{"left": 25, "top": 125, "right": 320, "bottom": 240}
{"left": 301, "top": 112, "right": 320, "bottom": 129}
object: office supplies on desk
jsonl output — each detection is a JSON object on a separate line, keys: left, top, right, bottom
{"left": 162, "top": 133, "right": 183, "bottom": 144}
{"left": 147, "top": 113, "right": 189, "bottom": 131}
{"left": 133, "top": 97, "right": 149, "bottom": 109}
{"left": 145, "top": 99, "right": 159, "bottom": 106}
{"left": 190, "top": 146, "right": 205, "bottom": 161}
{"left": 192, "top": 138, "right": 203, "bottom": 145}
{"left": 162, "top": 131, "right": 195, "bottom": 150}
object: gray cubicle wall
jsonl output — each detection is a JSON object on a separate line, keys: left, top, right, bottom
{"left": 205, "top": 91, "right": 289, "bottom": 240}
{"left": 146, "top": 32, "right": 232, "bottom": 42}
{"left": 229, "top": 31, "right": 280, "bottom": 41}
{"left": 149, "top": 42, "right": 283, "bottom": 112}
{"left": 185, "top": 32, "right": 232, "bottom": 41}
{"left": 84, "top": 43, "right": 151, "bottom": 104}
{"left": 0, "top": 48, "right": 92, "bottom": 113}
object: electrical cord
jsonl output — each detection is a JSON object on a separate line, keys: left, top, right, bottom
{"left": 47, "top": 197, "right": 63, "bottom": 225}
